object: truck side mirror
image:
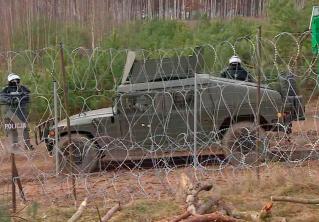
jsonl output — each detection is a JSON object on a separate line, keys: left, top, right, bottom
{"left": 111, "top": 96, "right": 119, "bottom": 115}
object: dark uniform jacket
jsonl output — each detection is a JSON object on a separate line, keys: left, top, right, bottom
{"left": 221, "top": 64, "right": 252, "bottom": 82}
{"left": 0, "top": 84, "right": 30, "bottom": 122}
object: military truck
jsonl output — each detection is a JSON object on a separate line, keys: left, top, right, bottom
{"left": 36, "top": 51, "right": 305, "bottom": 173}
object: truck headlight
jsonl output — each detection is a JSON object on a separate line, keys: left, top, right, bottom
{"left": 277, "top": 112, "right": 283, "bottom": 118}
{"left": 48, "top": 130, "right": 55, "bottom": 138}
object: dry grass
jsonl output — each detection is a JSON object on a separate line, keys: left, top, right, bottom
{"left": 110, "top": 199, "right": 181, "bottom": 222}
{"left": 12, "top": 162, "right": 318, "bottom": 222}
{"left": 210, "top": 164, "right": 319, "bottom": 221}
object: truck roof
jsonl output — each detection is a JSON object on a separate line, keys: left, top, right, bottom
{"left": 117, "top": 74, "right": 272, "bottom": 93}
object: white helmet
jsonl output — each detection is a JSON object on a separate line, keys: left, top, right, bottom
{"left": 7, "top": 73, "right": 20, "bottom": 82}
{"left": 229, "top": 56, "right": 241, "bottom": 64}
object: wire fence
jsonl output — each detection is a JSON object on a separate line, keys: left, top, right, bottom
{"left": 0, "top": 31, "right": 318, "bottom": 220}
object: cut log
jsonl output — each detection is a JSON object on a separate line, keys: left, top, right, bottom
{"left": 67, "top": 197, "right": 88, "bottom": 222}
{"left": 183, "top": 212, "right": 239, "bottom": 222}
{"left": 230, "top": 202, "right": 272, "bottom": 222}
{"left": 271, "top": 196, "right": 319, "bottom": 204}
{"left": 194, "top": 184, "right": 213, "bottom": 195}
{"left": 212, "top": 198, "right": 234, "bottom": 216}
{"left": 231, "top": 210, "right": 260, "bottom": 221}
{"left": 185, "top": 184, "right": 214, "bottom": 214}
{"left": 170, "top": 197, "right": 218, "bottom": 222}
{"left": 170, "top": 183, "right": 214, "bottom": 222}
{"left": 196, "top": 198, "right": 219, "bottom": 215}
{"left": 170, "top": 211, "right": 191, "bottom": 222}
{"left": 101, "top": 202, "right": 121, "bottom": 222}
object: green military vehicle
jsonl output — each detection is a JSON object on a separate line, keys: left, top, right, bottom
{"left": 37, "top": 51, "right": 305, "bottom": 173}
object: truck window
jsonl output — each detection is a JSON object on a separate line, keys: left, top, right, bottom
{"left": 120, "top": 94, "right": 135, "bottom": 113}
{"left": 154, "top": 93, "right": 165, "bottom": 113}
{"left": 154, "top": 92, "right": 173, "bottom": 113}
{"left": 173, "top": 91, "right": 186, "bottom": 109}
{"left": 185, "top": 90, "right": 194, "bottom": 108}
{"left": 120, "top": 94, "right": 151, "bottom": 113}
{"left": 171, "top": 90, "right": 194, "bottom": 110}
{"left": 135, "top": 94, "right": 152, "bottom": 112}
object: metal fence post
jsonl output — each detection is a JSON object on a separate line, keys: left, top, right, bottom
{"left": 53, "top": 81, "right": 59, "bottom": 176}
{"left": 256, "top": 26, "right": 262, "bottom": 180}
{"left": 193, "top": 73, "right": 198, "bottom": 168}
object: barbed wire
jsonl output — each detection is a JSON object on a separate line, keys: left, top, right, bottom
{"left": 0, "top": 32, "right": 318, "bottom": 220}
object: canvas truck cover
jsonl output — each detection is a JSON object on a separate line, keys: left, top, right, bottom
{"left": 122, "top": 47, "right": 204, "bottom": 84}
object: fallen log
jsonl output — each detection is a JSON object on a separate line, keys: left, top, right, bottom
{"left": 231, "top": 202, "right": 272, "bottom": 222}
{"left": 184, "top": 183, "right": 214, "bottom": 214}
{"left": 170, "top": 198, "right": 220, "bottom": 222}
{"left": 193, "top": 184, "right": 213, "bottom": 196}
{"left": 101, "top": 202, "right": 121, "bottom": 222}
{"left": 170, "top": 212, "right": 191, "bottom": 222}
{"left": 170, "top": 183, "right": 214, "bottom": 222}
{"left": 231, "top": 210, "right": 260, "bottom": 222}
{"left": 196, "top": 198, "right": 219, "bottom": 215}
{"left": 271, "top": 196, "right": 319, "bottom": 204}
{"left": 68, "top": 197, "right": 88, "bottom": 222}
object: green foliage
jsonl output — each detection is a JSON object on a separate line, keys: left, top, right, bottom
{"left": 4, "top": 5, "right": 316, "bottom": 119}
{"left": 0, "top": 205, "right": 10, "bottom": 222}
{"left": 267, "top": 0, "right": 312, "bottom": 33}
{"left": 27, "top": 202, "right": 39, "bottom": 221}
{"left": 101, "top": 20, "right": 193, "bottom": 49}
{"left": 195, "top": 17, "right": 257, "bottom": 44}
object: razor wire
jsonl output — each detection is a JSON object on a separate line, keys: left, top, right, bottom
{"left": 0, "top": 31, "right": 319, "bottom": 219}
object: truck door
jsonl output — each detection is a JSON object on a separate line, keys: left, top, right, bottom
{"left": 166, "top": 89, "right": 194, "bottom": 146}
{"left": 118, "top": 92, "right": 153, "bottom": 145}
{"left": 198, "top": 87, "right": 216, "bottom": 137}
{"left": 166, "top": 87, "right": 216, "bottom": 147}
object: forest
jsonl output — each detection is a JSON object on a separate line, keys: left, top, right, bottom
{"left": 0, "top": 0, "right": 309, "bottom": 50}
{"left": 0, "top": 0, "right": 315, "bottom": 119}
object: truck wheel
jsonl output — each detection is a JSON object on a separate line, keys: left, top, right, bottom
{"left": 56, "top": 134, "right": 98, "bottom": 174}
{"left": 222, "top": 122, "right": 266, "bottom": 166}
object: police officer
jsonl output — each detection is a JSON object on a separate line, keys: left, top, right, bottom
{"left": 221, "top": 56, "right": 252, "bottom": 82}
{"left": 0, "top": 73, "right": 33, "bottom": 150}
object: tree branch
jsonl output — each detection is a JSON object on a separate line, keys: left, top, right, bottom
{"left": 101, "top": 202, "right": 121, "bottom": 222}
{"left": 271, "top": 196, "right": 319, "bottom": 204}
{"left": 68, "top": 197, "right": 88, "bottom": 222}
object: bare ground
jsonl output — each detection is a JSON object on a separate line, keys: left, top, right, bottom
{"left": 1, "top": 103, "right": 319, "bottom": 221}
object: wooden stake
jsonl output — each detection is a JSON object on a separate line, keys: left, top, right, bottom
{"left": 11, "top": 153, "right": 26, "bottom": 213}
{"left": 11, "top": 153, "right": 16, "bottom": 213}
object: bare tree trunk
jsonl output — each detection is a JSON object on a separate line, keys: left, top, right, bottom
{"left": 91, "top": 0, "right": 95, "bottom": 49}
{"left": 0, "top": 0, "right": 285, "bottom": 49}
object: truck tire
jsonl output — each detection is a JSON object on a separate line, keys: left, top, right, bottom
{"left": 56, "top": 134, "right": 98, "bottom": 174}
{"left": 222, "top": 122, "right": 266, "bottom": 166}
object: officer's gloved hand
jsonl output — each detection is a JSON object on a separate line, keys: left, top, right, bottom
{"left": 11, "top": 97, "right": 20, "bottom": 105}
